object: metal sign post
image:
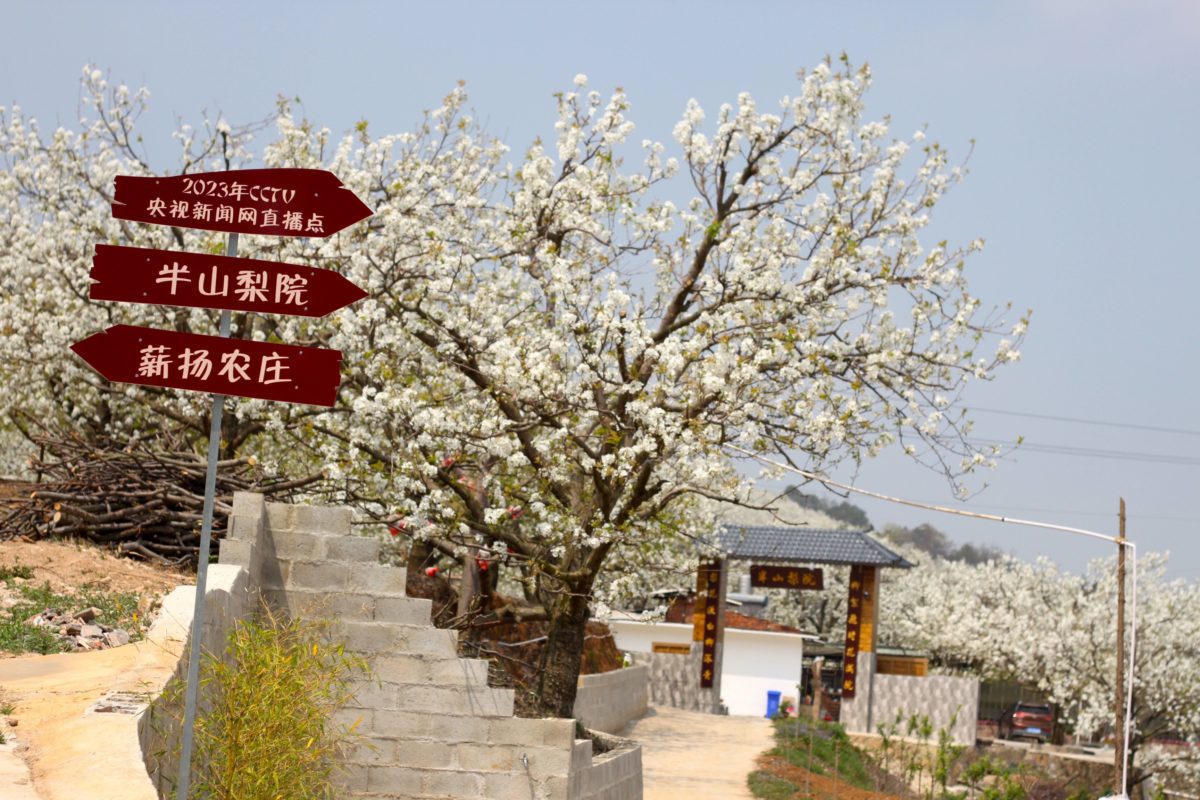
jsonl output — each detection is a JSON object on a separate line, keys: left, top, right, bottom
{"left": 176, "top": 232, "right": 235, "bottom": 800}
{"left": 68, "top": 167, "right": 373, "bottom": 798}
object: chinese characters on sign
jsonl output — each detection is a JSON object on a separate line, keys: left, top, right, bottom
{"left": 71, "top": 325, "right": 344, "bottom": 407}
{"left": 749, "top": 565, "right": 824, "bottom": 590}
{"left": 112, "top": 168, "right": 373, "bottom": 238}
{"left": 842, "top": 564, "right": 866, "bottom": 698}
{"left": 697, "top": 561, "right": 722, "bottom": 688}
{"left": 72, "top": 168, "right": 372, "bottom": 408}
{"left": 89, "top": 244, "right": 367, "bottom": 317}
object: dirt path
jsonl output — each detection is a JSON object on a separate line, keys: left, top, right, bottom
{"left": 622, "top": 705, "right": 774, "bottom": 800}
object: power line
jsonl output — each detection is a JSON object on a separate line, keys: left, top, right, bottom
{"left": 969, "top": 438, "right": 1200, "bottom": 467}
{"left": 969, "top": 406, "right": 1200, "bottom": 437}
{"left": 906, "top": 503, "right": 1200, "bottom": 523}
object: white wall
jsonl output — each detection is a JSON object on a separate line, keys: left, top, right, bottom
{"left": 607, "top": 619, "right": 692, "bottom": 653}
{"left": 720, "top": 628, "right": 808, "bottom": 717}
{"left": 608, "top": 618, "right": 810, "bottom": 718}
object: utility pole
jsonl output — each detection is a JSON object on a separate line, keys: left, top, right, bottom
{"left": 1114, "top": 497, "right": 1127, "bottom": 795}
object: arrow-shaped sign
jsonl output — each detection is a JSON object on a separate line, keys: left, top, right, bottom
{"left": 89, "top": 244, "right": 367, "bottom": 317}
{"left": 112, "top": 168, "right": 372, "bottom": 238}
{"left": 71, "top": 325, "right": 342, "bottom": 407}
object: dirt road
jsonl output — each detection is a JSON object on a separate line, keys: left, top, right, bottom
{"left": 622, "top": 706, "right": 774, "bottom": 800}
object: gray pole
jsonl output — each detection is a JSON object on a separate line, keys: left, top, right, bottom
{"left": 176, "top": 231, "right": 237, "bottom": 799}
{"left": 1114, "top": 498, "right": 1127, "bottom": 796}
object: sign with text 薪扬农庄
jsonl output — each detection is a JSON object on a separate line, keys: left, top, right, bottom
{"left": 71, "top": 325, "right": 343, "bottom": 407}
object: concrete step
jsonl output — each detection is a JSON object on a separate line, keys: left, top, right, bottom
{"left": 260, "top": 529, "right": 384, "bottom": 564}
{"left": 347, "top": 678, "right": 515, "bottom": 718}
{"left": 370, "top": 654, "right": 490, "bottom": 689}
{"left": 331, "top": 621, "right": 459, "bottom": 659}
{"left": 266, "top": 502, "right": 353, "bottom": 537}
{"left": 335, "top": 762, "right": 569, "bottom": 799}
{"left": 260, "top": 588, "right": 431, "bottom": 625}
{"left": 258, "top": 559, "right": 406, "bottom": 596}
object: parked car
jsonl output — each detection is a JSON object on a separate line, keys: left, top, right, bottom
{"left": 998, "top": 702, "right": 1055, "bottom": 743}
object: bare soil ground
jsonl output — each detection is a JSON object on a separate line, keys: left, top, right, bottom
{"left": 756, "top": 753, "right": 909, "bottom": 800}
{"left": 0, "top": 539, "right": 190, "bottom": 597}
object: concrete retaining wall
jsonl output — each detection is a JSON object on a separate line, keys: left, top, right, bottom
{"left": 131, "top": 492, "right": 643, "bottom": 800}
{"left": 138, "top": 563, "right": 254, "bottom": 796}
{"left": 629, "top": 647, "right": 708, "bottom": 713}
{"left": 567, "top": 735, "right": 644, "bottom": 800}
{"left": 840, "top": 656, "right": 979, "bottom": 745}
{"left": 573, "top": 666, "right": 649, "bottom": 734}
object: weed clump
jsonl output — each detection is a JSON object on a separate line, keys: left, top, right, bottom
{"left": 177, "top": 607, "right": 368, "bottom": 800}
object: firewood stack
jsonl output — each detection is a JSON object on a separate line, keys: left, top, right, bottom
{"left": 0, "top": 431, "right": 323, "bottom": 566}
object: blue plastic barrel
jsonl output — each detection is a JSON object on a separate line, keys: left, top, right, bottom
{"left": 766, "top": 690, "right": 781, "bottom": 718}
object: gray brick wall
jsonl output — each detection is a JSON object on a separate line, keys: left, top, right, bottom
{"left": 629, "top": 646, "right": 714, "bottom": 713}
{"left": 137, "top": 492, "right": 644, "bottom": 800}
{"left": 840, "top": 655, "right": 979, "bottom": 746}
{"left": 573, "top": 666, "right": 649, "bottom": 734}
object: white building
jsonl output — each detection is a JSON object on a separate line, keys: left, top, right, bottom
{"left": 607, "top": 615, "right": 819, "bottom": 717}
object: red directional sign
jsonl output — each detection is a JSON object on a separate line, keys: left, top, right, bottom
{"left": 112, "top": 168, "right": 372, "bottom": 237}
{"left": 71, "top": 325, "right": 343, "bottom": 407}
{"left": 89, "top": 244, "right": 367, "bottom": 317}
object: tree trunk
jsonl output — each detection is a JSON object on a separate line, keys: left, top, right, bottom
{"left": 534, "top": 587, "right": 591, "bottom": 718}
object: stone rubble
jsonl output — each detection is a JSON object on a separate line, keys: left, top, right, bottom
{"left": 22, "top": 607, "right": 133, "bottom": 651}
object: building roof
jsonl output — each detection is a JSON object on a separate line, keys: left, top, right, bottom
{"left": 664, "top": 597, "right": 810, "bottom": 635}
{"left": 718, "top": 524, "right": 913, "bottom": 568}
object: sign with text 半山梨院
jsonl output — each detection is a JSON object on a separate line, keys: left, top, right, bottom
{"left": 749, "top": 565, "right": 824, "bottom": 590}
{"left": 89, "top": 244, "right": 367, "bottom": 317}
{"left": 112, "top": 168, "right": 372, "bottom": 237}
{"left": 71, "top": 325, "right": 342, "bottom": 407}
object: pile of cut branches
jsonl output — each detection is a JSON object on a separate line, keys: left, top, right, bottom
{"left": 0, "top": 431, "right": 323, "bottom": 565}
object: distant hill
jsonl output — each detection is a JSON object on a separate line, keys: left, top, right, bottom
{"left": 705, "top": 487, "right": 846, "bottom": 530}
{"left": 878, "top": 522, "right": 1002, "bottom": 565}
{"left": 782, "top": 486, "right": 872, "bottom": 529}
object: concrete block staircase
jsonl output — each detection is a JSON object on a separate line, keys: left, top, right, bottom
{"left": 216, "top": 493, "right": 587, "bottom": 800}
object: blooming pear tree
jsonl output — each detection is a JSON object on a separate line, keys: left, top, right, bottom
{"left": 873, "top": 548, "right": 1200, "bottom": 791}
{"left": 0, "top": 59, "right": 1025, "bottom": 717}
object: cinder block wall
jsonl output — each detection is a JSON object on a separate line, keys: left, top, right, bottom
{"left": 840, "top": 657, "right": 979, "bottom": 746}
{"left": 573, "top": 666, "right": 649, "bottom": 734}
{"left": 138, "top": 563, "right": 254, "bottom": 796}
{"left": 216, "top": 492, "right": 644, "bottom": 800}
{"left": 135, "top": 493, "right": 645, "bottom": 799}
{"left": 629, "top": 648, "right": 705, "bottom": 712}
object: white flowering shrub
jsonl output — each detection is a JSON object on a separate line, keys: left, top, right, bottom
{"left": 0, "top": 57, "right": 1025, "bottom": 716}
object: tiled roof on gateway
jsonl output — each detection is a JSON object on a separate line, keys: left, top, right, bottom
{"left": 717, "top": 524, "right": 913, "bottom": 568}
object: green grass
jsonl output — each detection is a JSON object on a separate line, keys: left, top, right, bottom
{"left": 0, "top": 563, "right": 35, "bottom": 581}
{"left": 747, "top": 769, "right": 797, "bottom": 799}
{"left": 749, "top": 718, "right": 877, "bottom": 799}
{"left": 0, "top": 573, "right": 144, "bottom": 655}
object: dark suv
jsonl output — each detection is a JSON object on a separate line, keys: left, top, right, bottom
{"left": 998, "top": 702, "right": 1054, "bottom": 743}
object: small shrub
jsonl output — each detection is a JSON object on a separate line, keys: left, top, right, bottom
{"left": 176, "top": 606, "right": 369, "bottom": 800}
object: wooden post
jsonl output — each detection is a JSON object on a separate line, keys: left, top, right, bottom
{"left": 1114, "top": 497, "right": 1126, "bottom": 795}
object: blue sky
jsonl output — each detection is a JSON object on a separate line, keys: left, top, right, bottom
{"left": 5, "top": 1, "right": 1198, "bottom": 576}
